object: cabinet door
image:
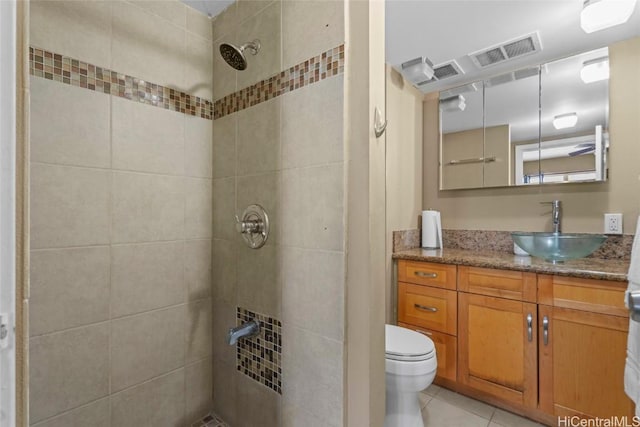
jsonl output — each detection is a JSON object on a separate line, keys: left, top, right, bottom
{"left": 398, "top": 322, "right": 457, "bottom": 382}
{"left": 538, "top": 305, "right": 634, "bottom": 418}
{"left": 458, "top": 293, "right": 537, "bottom": 408}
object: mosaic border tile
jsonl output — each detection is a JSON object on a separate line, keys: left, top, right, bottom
{"left": 29, "top": 46, "right": 214, "bottom": 120}
{"left": 191, "top": 412, "right": 229, "bottom": 427}
{"left": 236, "top": 307, "right": 282, "bottom": 395}
{"left": 214, "top": 44, "right": 345, "bottom": 120}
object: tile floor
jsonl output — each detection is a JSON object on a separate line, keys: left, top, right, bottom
{"left": 420, "top": 384, "right": 547, "bottom": 427}
{"left": 191, "top": 412, "right": 229, "bottom": 427}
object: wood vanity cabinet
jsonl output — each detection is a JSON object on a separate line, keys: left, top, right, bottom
{"left": 396, "top": 259, "right": 634, "bottom": 424}
{"left": 537, "top": 275, "right": 634, "bottom": 418}
{"left": 397, "top": 260, "right": 458, "bottom": 382}
{"left": 457, "top": 266, "right": 538, "bottom": 409}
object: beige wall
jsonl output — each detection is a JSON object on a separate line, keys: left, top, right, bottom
{"left": 28, "top": 2, "right": 214, "bottom": 425}
{"left": 210, "top": 1, "right": 347, "bottom": 426}
{"left": 424, "top": 37, "right": 640, "bottom": 234}
{"left": 385, "top": 65, "right": 423, "bottom": 323}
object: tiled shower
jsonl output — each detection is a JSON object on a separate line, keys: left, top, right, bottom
{"left": 27, "top": 1, "right": 347, "bottom": 426}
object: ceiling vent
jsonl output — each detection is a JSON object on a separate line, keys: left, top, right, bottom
{"left": 468, "top": 32, "right": 542, "bottom": 69}
{"left": 439, "top": 82, "right": 478, "bottom": 99}
{"left": 485, "top": 66, "right": 540, "bottom": 88}
{"left": 417, "top": 60, "right": 464, "bottom": 87}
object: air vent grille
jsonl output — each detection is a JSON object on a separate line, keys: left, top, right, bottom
{"left": 469, "top": 32, "right": 542, "bottom": 68}
{"left": 416, "top": 60, "right": 464, "bottom": 87}
{"left": 485, "top": 67, "right": 539, "bottom": 88}
{"left": 440, "top": 83, "right": 478, "bottom": 99}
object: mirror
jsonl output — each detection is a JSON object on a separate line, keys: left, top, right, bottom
{"left": 439, "top": 48, "right": 609, "bottom": 190}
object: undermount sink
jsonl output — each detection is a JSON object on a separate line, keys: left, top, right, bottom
{"left": 511, "top": 232, "right": 607, "bottom": 263}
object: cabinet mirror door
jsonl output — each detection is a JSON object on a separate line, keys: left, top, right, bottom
{"left": 535, "top": 47, "right": 609, "bottom": 184}
{"left": 484, "top": 67, "right": 540, "bottom": 187}
{"left": 439, "top": 84, "right": 484, "bottom": 190}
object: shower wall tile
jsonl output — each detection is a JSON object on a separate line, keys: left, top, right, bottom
{"left": 236, "top": 374, "right": 281, "bottom": 427}
{"left": 30, "top": 164, "right": 110, "bottom": 249}
{"left": 212, "top": 239, "right": 238, "bottom": 305}
{"left": 129, "top": 0, "right": 187, "bottom": 28}
{"left": 30, "top": 0, "right": 113, "bottom": 69}
{"left": 185, "top": 177, "right": 214, "bottom": 239}
{"left": 186, "top": 32, "right": 214, "bottom": 100}
{"left": 236, "top": 98, "right": 281, "bottom": 175}
{"left": 30, "top": 246, "right": 110, "bottom": 336}
{"left": 281, "top": 164, "right": 344, "bottom": 252}
{"left": 282, "top": 0, "right": 345, "bottom": 70}
{"left": 237, "top": 172, "right": 279, "bottom": 243}
{"left": 237, "top": 0, "right": 276, "bottom": 22}
{"left": 111, "top": 1, "right": 186, "bottom": 89}
{"left": 31, "top": 398, "right": 110, "bottom": 427}
{"left": 237, "top": 244, "right": 281, "bottom": 318}
{"left": 187, "top": 6, "right": 213, "bottom": 41}
{"left": 212, "top": 359, "right": 238, "bottom": 426}
{"left": 185, "top": 298, "right": 214, "bottom": 363}
{"left": 185, "top": 114, "right": 214, "bottom": 179}
{"left": 29, "top": 324, "right": 110, "bottom": 423}
{"left": 110, "top": 369, "right": 186, "bottom": 427}
{"left": 281, "top": 247, "right": 344, "bottom": 341}
{"left": 185, "top": 239, "right": 213, "bottom": 301}
{"left": 212, "top": 2, "right": 238, "bottom": 42}
{"left": 281, "top": 76, "right": 344, "bottom": 169}
{"left": 281, "top": 325, "right": 344, "bottom": 425}
{"left": 281, "top": 405, "right": 334, "bottom": 427}
{"left": 212, "top": 112, "right": 237, "bottom": 179}
{"left": 31, "top": 78, "right": 110, "bottom": 168}
{"left": 236, "top": 1, "right": 282, "bottom": 90}
{"left": 186, "top": 358, "right": 214, "bottom": 422}
{"left": 212, "top": 177, "right": 236, "bottom": 241}
{"left": 112, "top": 97, "right": 185, "bottom": 175}
{"left": 110, "top": 242, "right": 185, "bottom": 318}
{"left": 111, "top": 172, "right": 185, "bottom": 244}
{"left": 212, "top": 300, "right": 237, "bottom": 365}
{"left": 110, "top": 306, "right": 185, "bottom": 392}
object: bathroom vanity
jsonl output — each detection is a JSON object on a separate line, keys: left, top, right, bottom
{"left": 393, "top": 249, "right": 633, "bottom": 425}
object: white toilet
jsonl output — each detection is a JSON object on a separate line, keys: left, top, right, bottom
{"left": 385, "top": 324, "right": 437, "bottom": 427}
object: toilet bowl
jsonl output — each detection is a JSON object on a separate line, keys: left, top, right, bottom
{"left": 384, "top": 324, "right": 437, "bottom": 427}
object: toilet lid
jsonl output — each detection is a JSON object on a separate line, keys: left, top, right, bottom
{"left": 385, "top": 324, "right": 435, "bottom": 362}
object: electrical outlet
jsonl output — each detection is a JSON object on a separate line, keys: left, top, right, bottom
{"left": 604, "top": 213, "right": 623, "bottom": 235}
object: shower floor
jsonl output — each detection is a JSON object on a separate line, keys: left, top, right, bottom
{"left": 191, "top": 412, "right": 229, "bottom": 427}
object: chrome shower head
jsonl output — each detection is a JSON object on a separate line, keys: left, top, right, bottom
{"left": 219, "top": 39, "right": 261, "bottom": 71}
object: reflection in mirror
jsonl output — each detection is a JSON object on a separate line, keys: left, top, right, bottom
{"left": 439, "top": 84, "right": 484, "bottom": 190}
{"left": 535, "top": 47, "right": 609, "bottom": 184}
{"left": 485, "top": 66, "right": 540, "bottom": 187}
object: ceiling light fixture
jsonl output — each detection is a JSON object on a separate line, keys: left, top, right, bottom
{"left": 401, "top": 57, "right": 434, "bottom": 85}
{"left": 439, "top": 95, "right": 466, "bottom": 112}
{"left": 553, "top": 113, "right": 578, "bottom": 129}
{"left": 580, "top": 57, "right": 610, "bottom": 83}
{"left": 580, "top": 0, "right": 638, "bottom": 33}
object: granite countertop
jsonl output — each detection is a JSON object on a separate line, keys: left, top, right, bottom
{"left": 392, "top": 247, "right": 629, "bottom": 282}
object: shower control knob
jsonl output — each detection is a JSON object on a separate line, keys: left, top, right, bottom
{"left": 235, "top": 204, "right": 270, "bottom": 249}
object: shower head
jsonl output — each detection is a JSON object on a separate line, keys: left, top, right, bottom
{"left": 219, "top": 39, "right": 261, "bottom": 71}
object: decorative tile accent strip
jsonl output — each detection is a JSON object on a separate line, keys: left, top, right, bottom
{"left": 29, "top": 46, "right": 213, "bottom": 120}
{"left": 191, "top": 412, "right": 229, "bottom": 427}
{"left": 236, "top": 307, "right": 282, "bottom": 394}
{"left": 394, "top": 228, "right": 633, "bottom": 260}
{"left": 214, "top": 44, "right": 345, "bottom": 120}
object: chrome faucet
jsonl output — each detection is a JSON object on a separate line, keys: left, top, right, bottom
{"left": 541, "top": 200, "right": 562, "bottom": 233}
{"left": 227, "top": 319, "right": 261, "bottom": 346}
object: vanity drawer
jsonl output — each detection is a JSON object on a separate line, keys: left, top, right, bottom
{"left": 398, "top": 282, "right": 457, "bottom": 335}
{"left": 398, "top": 260, "right": 457, "bottom": 290}
{"left": 458, "top": 265, "right": 537, "bottom": 302}
{"left": 398, "top": 322, "right": 457, "bottom": 382}
{"left": 538, "top": 274, "right": 628, "bottom": 317}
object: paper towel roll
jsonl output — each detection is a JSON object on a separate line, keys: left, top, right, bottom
{"left": 422, "top": 210, "right": 442, "bottom": 249}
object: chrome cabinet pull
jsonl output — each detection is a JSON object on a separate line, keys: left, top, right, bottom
{"left": 527, "top": 313, "right": 533, "bottom": 342}
{"left": 628, "top": 291, "right": 640, "bottom": 322}
{"left": 543, "top": 316, "right": 549, "bottom": 346}
{"left": 414, "top": 271, "right": 438, "bottom": 279}
{"left": 414, "top": 304, "right": 438, "bottom": 313}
